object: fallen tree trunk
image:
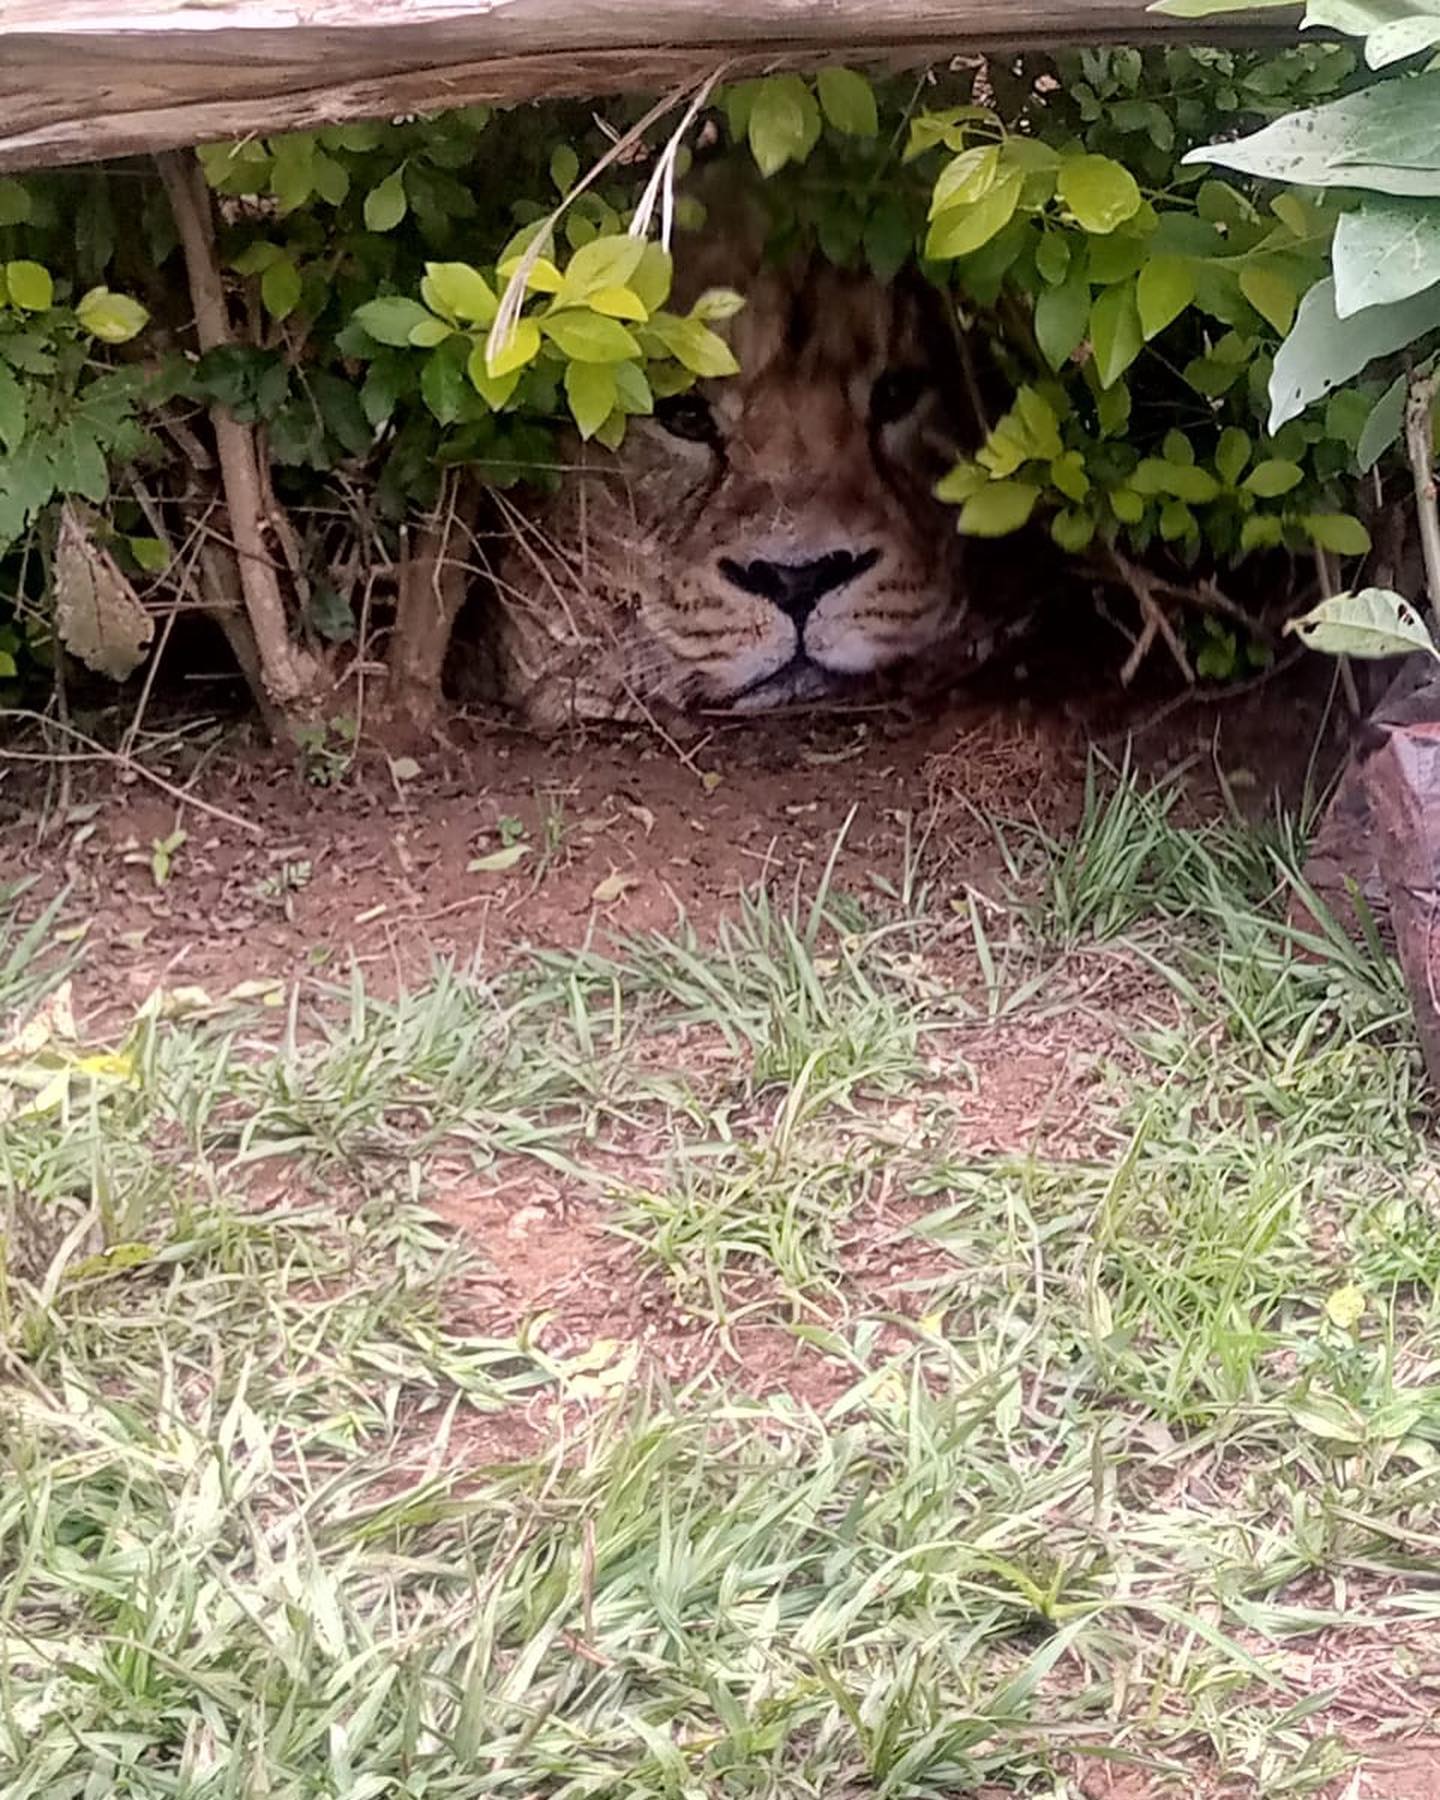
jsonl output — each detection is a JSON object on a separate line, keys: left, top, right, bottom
{"left": 2, "top": 0, "right": 1301, "bottom": 174}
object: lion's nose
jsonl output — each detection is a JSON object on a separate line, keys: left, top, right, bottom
{"left": 718, "top": 549, "right": 881, "bottom": 627}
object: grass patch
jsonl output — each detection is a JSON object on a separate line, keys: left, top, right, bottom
{"left": 3, "top": 765, "right": 1438, "bottom": 1795}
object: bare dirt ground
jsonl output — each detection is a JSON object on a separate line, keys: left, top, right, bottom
{"left": 7, "top": 657, "right": 1438, "bottom": 1799}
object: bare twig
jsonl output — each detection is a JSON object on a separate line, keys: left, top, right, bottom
{"left": 1313, "top": 545, "right": 1361, "bottom": 718}
{"left": 0, "top": 710, "right": 262, "bottom": 838}
{"left": 1105, "top": 549, "right": 1194, "bottom": 686}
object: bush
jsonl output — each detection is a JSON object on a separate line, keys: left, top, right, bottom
{"left": 0, "top": 43, "right": 1414, "bottom": 738}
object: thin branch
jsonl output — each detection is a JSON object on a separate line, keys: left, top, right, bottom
{"left": 0, "top": 711, "right": 263, "bottom": 838}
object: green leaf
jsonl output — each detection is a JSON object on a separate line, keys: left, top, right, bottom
{"left": 748, "top": 75, "right": 822, "bottom": 178}
{"left": 0, "top": 363, "right": 26, "bottom": 454}
{"left": 0, "top": 651, "right": 16, "bottom": 678}
{"left": 466, "top": 341, "right": 521, "bottom": 409}
{"left": 5, "top": 260, "right": 53, "bottom": 311}
{"left": 1090, "top": 281, "right": 1143, "bottom": 389}
{"left": 540, "top": 310, "right": 641, "bottom": 363}
{"left": 1034, "top": 268, "right": 1091, "bottom": 371}
{"left": 408, "top": 318, "right": 453, "bottom": 348}
{"left": 483, "top": 318, "right": 542, "bottom": 380}
{"left": 1243, "top": 458, "right": 1304, "bottom": 497}
{"left": 928, "top": 145, "right": 1000, "bottom": 220}
{"left": 1333, "top": 197, "right": 1440, "bottom": 320}
{"left": 1136, "top": 254, "right": 1194, "bottom": 339}
{"left": 128, "top": 536, "right": 169, "bottom": 573}
{"left": 565, "top": 360, "right": 618, "bottom": 439}
{"left": 1050, "top": 450, "right": 1090, "bottom": 503}
{"left": 1110, "top": 486, "right": 1145, "bottom": 525}
{"left": 1215, "top": 427, "right": 1251, "bottom": 486}
{"left": 1241, "top": 515, "right": 1284, "bottom": 551}
{"left": 612, "top": 360, "right": 654, "bottom": 415}
{"left": 1238, "top": 265, "right": 1296, "bottom": 335}
{"left": 1159, "top": 499, "right": 1195, "bottom": 541}
{"left": 230, "top": 241, "right": 285, "bottom": 276}
{"left": 690, "top": 288, "right": 746, "bottom": 324}
{"left": 261, "top": 256, "right": 302, "bottom": 320}
{"left": 1268, "top": 278, "right": 1440, "bottom": 432}
{"left": 957, "top": 480, "right": 1039, "bottom": 536}
{"left": 1357, "top": 372, "right": 1408, "bottom": 473}
{"left": 76, "top": 287, "right": 150, "bottom": 344}
{"left": 364, "top": 172, "right": 408, "bottom": 233}
{"left": 1302, "top": 513, "right": 1373, "bottom": 556}
{"left": 1035, "top": 233, "right": 1071, "bottom": 286}
{"left": 1056, "top": 155, "right": 1141, "bottom": 235}
{"left": 550, "top": 145, "right": 580, "bottom": 194}
{"left": 421, "top": 347, "right": 467, "bottom": 425}
{"left": 1184, "top": 77, "right": 1440, "bottom": 199}
{"left": 817, "top": 67, "right": 878, "bottom": 138}
{"left": 1051, "top": 507, "right": 1095, "bottom": 552}
{"left": 587, "top": 286, "right": 648, "bottom": 321}
{"left": 421, "top": 262, "right": 498, "bottom": 325}
{"left": 559, "top": 235, "right": 647, "bottom": 306}
{"left": 1286, "top": 587, "right": 1436, "bottom": 659}
{"left": 630, "top": 244, "right": 674, "bottom": 314}
{"left": 1133, "top": 457, "right": 1221, "bottom": 503}
{"left": 0, "top": 178, "right": 31, "bottom": 227}
{"left": 353, "top": 296, "right": 434, "bottom": 347}
{"left": 934, "top": 460, "right": 989, "bottom": 503}
{"left": 924, "top": 171, "right": 1023, "bottom": 260}
{"left": 645, "top": 314, "right": 740, "bottom": 378}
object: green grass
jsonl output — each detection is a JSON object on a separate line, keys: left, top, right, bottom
{"left": 2, "top": 766, "right": 1437, "bottom": 1796}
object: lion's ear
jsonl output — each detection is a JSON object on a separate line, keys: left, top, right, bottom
{"left": 667, "top": 159, "right": 773, "bottom": 311}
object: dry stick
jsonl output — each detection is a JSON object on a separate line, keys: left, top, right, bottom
{"left": 155, "top": 150, "right": 318, "bottom": 714}
{"left": 1405, "top": 367, "right": 1440, "bottom": 619}
{"left": 0, "top": 710, "right": 262, "bottom": 838}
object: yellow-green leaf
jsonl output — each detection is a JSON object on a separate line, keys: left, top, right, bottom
{"left": 928, "top": 144, "right": 1000, "bottom": 220}
{"left": 1243, "top": 458, "right": 1303, "bottom": 497}
{"left": 5, "top": 260, "right": 53, "bottom": 311}
{"left": 1056, "top": 155, "right": 1141, "bottom": 235}
{"left": 422, "top": 262, "right": 498, "bottom": 325}
{"left": 261, "top": 256, "right": 302, "bottom": 320}
{"left": 924, "top": 170, "right": 1023, "bottom": 260}
{"left": 363, "top": 172, "right": 407, "bottom": 233}
{"left": 1302, "top": 513, "right": 1372, "bottom": 557}
{"left": 1240, "top": 264, "right": 1298, "bottom": 335}
{"left": 467, "top": 341, "right": 521, "bottom": 409}
{"left": 587, "top": 285, "right": 649, "bottom": 321}
{"left": 559, "top": 234, "right": 647, "bottom": 306}
{"left": 1089, "top": 280, "right": 1143, "bottom": 389}
{"left": 483, "top": 317, "right": 542, "bottom": 379}
{"left": 957, "top": 480, "right": 1039, "bottom": 536}
{"left": 646, "top": 314, "right": 739, "bottom": 378}
{"left": 540, "top": 310, "right": 641, "bottom": 363}
{"left": 75, "top": 287, "right": 149, "bottom": 344}
{"left": 817, "top": 66, "right": 878, "bottom": 137}
{"left": 1325, "top": 1284, "right": 1366, "bottom": 1329}
{"left": 1136, "top": 255, "right": 1194, "bottom": 339}
{"left": 748, "top": 74, "right": 822, "bottom": 178}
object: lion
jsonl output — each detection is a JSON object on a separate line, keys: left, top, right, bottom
{"left": 486, "top": 200, "right": 1036, "bottom": 732}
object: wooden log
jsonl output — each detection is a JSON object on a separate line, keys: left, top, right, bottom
{"left": 0, "top": 0, "right": 1301, "bottom": 174}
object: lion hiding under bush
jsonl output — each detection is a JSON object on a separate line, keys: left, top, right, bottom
{"left": 487, "top": 213, "right": 1039, "bottom": 731}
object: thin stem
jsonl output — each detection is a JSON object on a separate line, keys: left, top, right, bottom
{"left": 1404, "top": 366, "right": 1440, "bottom": 621}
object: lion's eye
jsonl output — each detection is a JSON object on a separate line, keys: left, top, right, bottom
{"left": 655, "top": 393, "right": 720, "bottom": 445}
{"left": 870, "top": 369, "right": 928, "bottom": 427}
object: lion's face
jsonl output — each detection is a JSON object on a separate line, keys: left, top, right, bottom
{"left": 495, "top": 247, "right": 987, "bottom": 729}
